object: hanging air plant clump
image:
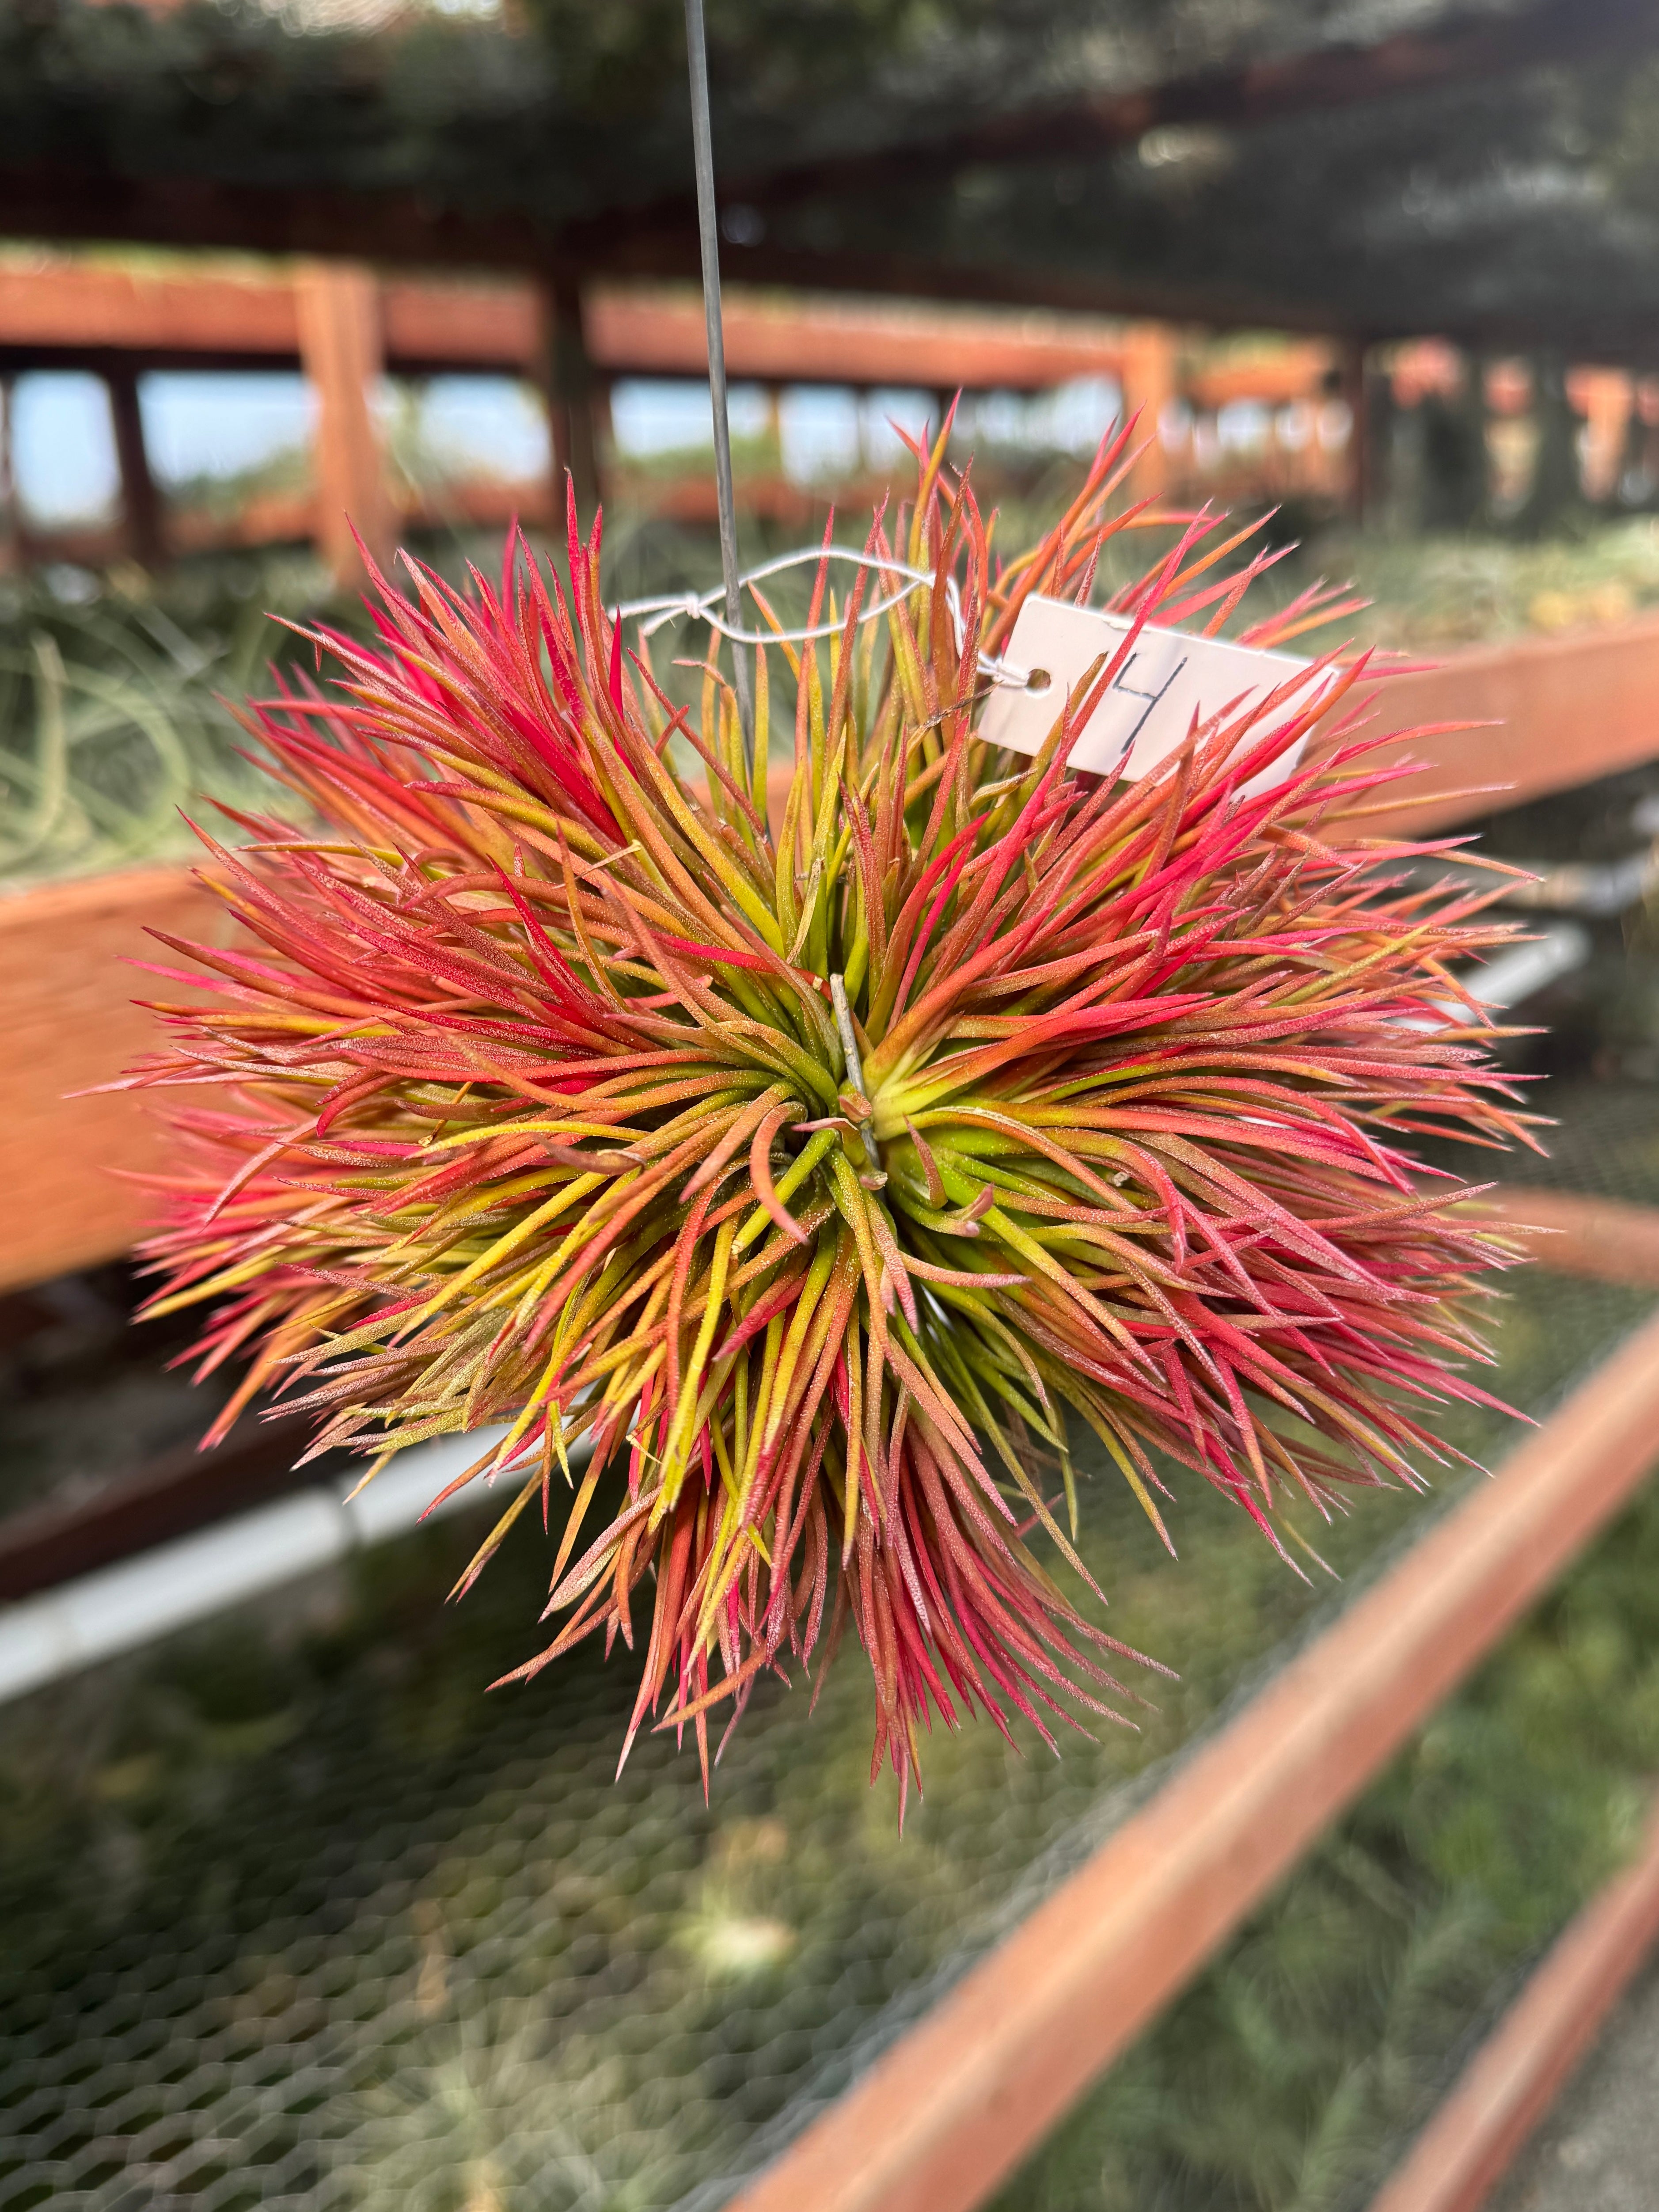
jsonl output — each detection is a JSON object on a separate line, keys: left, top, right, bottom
{"left": 125, "top": 425, "right": 1527, "bottom": 1804}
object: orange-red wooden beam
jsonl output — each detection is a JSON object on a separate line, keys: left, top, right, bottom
{"left": 0, "top": 867, "right": 223, "bottom": 1296}
{"left": 0, "top": 263, "right": 1155, "bottom": 390}
{"left": 1328, "top": 616, "right": 1659, "bottom": 838}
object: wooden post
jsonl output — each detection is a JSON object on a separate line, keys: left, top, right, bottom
{"left": 1576, "top": 369, "right": 1632, "bottom": 507}
{"left": 539, "top": 272, "right": 601, "bottom": 522}
{"left": 1120, "top": 324, "right": 1177, "bottom": 500}
{"left": 0, "top": 378, "right": 18, "bottom": 574}
{"left": 103, "top": 362, "right": 165, "bottom": 570}
{"left": 1340, "top": 338, "right": 1370, "bottom": 520}
{"left": 295, "top": 261, "right": 395, "bottom": 586}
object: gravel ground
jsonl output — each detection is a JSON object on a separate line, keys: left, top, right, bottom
{"left": 1489, "top": 1959, "right": 1659, "bottom": 2212}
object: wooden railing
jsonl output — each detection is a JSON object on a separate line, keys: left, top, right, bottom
{"left": 0, "top": 259, "right": 1352, "bottom": 579}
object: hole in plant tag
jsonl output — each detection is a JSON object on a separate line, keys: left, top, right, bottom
{"left": 979, "top": 595, "right": 1341, "bottom": 795}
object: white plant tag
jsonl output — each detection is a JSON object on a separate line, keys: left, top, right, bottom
{"left": 978, "top": 596, "right": 1338, "bottom": 793}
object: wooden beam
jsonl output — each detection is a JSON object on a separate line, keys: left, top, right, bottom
{"left": 0, "top": 263, "right": 301, "bottom": 366}
{"left": 378, "top": 274, "right": 538, "bottom": 374}
{"left": 1365, "top": 1794, "right": 1659, "bottom": 2212}
{"left": 725, "top": 1301, "right": 1659, "bottom": 2212}
{"left": 0, "top": 265, "right": 1145, "bottom": 393}
{"left": 585, "top": 286, "right": 1135, "bottom": 391}
{"left": 1327, "top": 615, "right": 1659, "bottom": 838}
{"left": 0, "top": 263, "right": 537, "bottom": 377}
{"left": 1470, "top": 1187, "right": 1659, "bottom": 1290}
{"left": 294, "top": 260, "right": 395, "bottom": 585}
{"left": 0, "top": 1412, "right": 313, "bottom": 1602}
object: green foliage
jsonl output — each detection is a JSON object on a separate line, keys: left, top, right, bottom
{"left": 1277, "top": 516, "right": 1659, "bottom": 657}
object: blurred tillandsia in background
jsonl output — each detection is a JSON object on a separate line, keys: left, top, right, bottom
{"left": 0, "top": 562, "right": 315, "bottom": 886}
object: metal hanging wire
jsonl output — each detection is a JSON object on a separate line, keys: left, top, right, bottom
{"left": 683, "top": 0, "right": 755, "bottom": 766}
{"left": 658, "top": 27, "right": 1310, "bottom": 755}
{"left": 612, "top": 543, "right": 1038, "bottom": 690}
{"left": 670, "top": 11, "right": 1037, "bottom": 732}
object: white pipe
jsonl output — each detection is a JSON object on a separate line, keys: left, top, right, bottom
{"left": 1393, "top": 920, "right": 1592, "bottom": 1033}
{"left": 0, "top": 1427, "right": 517, "bottom": 1708}
{"left": 1465, "top": 920, "right": 1592, "bottom": 1008}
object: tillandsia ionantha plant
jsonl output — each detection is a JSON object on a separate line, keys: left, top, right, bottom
{"left": 123, "top": 419, "right": 1530, "bottom": 1807}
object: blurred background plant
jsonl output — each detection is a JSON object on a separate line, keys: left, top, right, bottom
{"left": 0, "top": 565, "right": 309, "bottom": 885}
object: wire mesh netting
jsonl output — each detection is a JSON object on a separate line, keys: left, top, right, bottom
{"left": 1, "top": 1083, "right": 1656, "bottom": 2212}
